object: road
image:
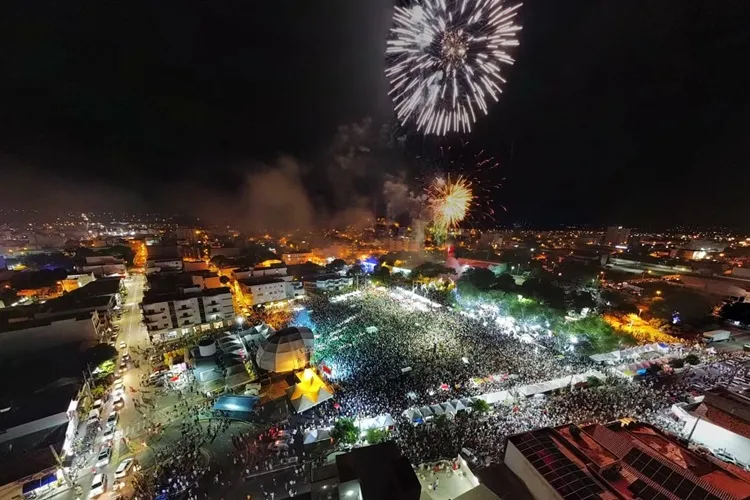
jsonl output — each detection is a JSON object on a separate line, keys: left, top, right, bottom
{"left": 73, "top": 275, "right": 149, "bottom": 500}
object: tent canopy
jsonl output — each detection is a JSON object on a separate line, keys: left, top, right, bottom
{"left": 286, "top": 369, "right": 334, "bottom": 413}
{"left": 213, "top": 395, "right": 259, "bottom": 413}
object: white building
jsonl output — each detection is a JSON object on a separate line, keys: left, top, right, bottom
{"left": 302, "top": 274, "right": 354, "bottom": 293}
{"left": 282, "top": 251, "right": 313, "bottom": 265}
{"left": 141, "top": 287, "right": 235, "bottom": 342}
{"left": 238, "top": 276, "right": 303, "bottom": 306}
{"left": 232, "top": 264, "right": 288, "bottom": 281}
{"left": 145, "top": 258, "right": 183, "bottom": 274}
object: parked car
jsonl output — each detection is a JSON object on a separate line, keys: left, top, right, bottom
{"left": 96, "top": 447, "right": 112, "bottom": 468}
{"left": 106, "top": 412, "right": 118, "bottom": 427}
{"left": 119, "top": 341, "right": 127, "bottom": 349}
{"left": 101, "top": 425, "right": 116, "bottom": 442}
{"left": 89, "top": 474, "right": 107, "bottom": 498}
{"left": 113, "top": 397, "right": 125, "bottom": 410}
{"left": 114, "top": 458, "right": 134, "bottom": 479}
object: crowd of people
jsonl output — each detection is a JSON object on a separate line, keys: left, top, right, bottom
{"left": 302, "top": 288, "right": 594, "bottom": 418}
{"left": 294, "top": 288, "right": 750, "bottom": 467}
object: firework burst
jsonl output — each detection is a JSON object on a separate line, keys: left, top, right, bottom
{"left": 428, "top": 174, "right": 474, "bottom": 229}
{"left": 386, "top": 0, "right": 522, "bottom": 135}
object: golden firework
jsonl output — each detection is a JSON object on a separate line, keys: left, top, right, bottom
{"left": 428, "top": 175, "right": 473, "bottom": 229}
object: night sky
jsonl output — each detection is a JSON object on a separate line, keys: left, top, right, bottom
{"left": 1, "top": 1, "right": 749, "bottom": 228}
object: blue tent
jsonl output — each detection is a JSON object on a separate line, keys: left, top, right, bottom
{"left": 212, "top": 395, "right": 259, "bottom": 413}
{"left": 22, "top": 474, "right": 56, "bottom": 495}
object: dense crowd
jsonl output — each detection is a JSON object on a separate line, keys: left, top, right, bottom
{"left": 302, "top": 288, "right": 593, "bottom": 418}
{"left": 294, "top": 288, "right": 750, "bottom": 467}
{"left": 394, "top": 379, "right": 685, "bottom": 465}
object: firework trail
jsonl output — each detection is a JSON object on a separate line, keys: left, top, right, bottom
{"left": 386, "top": 0, "right": 522, "bottom": 135}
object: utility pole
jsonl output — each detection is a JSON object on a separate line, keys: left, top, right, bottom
{"left": 49, "top": 445, "right": 73, "bottom": 487}
{"left": 687, "top": 416, "right": 701, "bottom": 445}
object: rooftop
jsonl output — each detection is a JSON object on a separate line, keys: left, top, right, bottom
{"left": 0, "top": 380, "right": 79, "bottom": 431}
{"left": 336, "top": 441, "right": 421, "bottom": 500}
{"left": 301, "top": 273, "right": 349, "bottom": 282}
{"left": 142, "top": 286, "right": 231, "bottom": 305}
{"left": 0, "top": 422, "right": 67, "bottom": 485}
{"left": 238, "top": 276, "right": 287, "bottom": 286}
{"left": 507, "top": 421, "right": 750, "bottom": 500}
{"left": 0, "top": 311, "right": 98, "bottom": 333}
{"left": 183, "top": 269, "right": 219, "bottom": 278}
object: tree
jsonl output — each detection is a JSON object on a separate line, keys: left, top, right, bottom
{"left": 365, "top": 428, "right": 389, "bottom": 445}
{"left": 331, "top": 418, "right": 358, "bottom": 445}
{"left": 684, "top": 353, "right": 700, "bottom": 365}
{"left": 649, "top": 290, "right": 714, "bottom": 327}
{"left": 586, "top": 376, "right": 603, "bottom": 388}
{"left": 211, "top": 255, "right": 229, "bottom": 268}
{"left": 347, "top": 263, "right": 365, "bottom": 277}
{"left": 372, "top": 266, "right": 391, "bottom": 283}
{"left": 494, "top": 273, "right": 516, "bottom": 292}
{"left": 646, "top": 364, "right": 663, "bottom": 376}
{"left": 326, "top": 259, "right": 347, "bottom": 272}
{"left": 459, "top": 267, "right": 498, "bottom": 291}
{"left": 412, "top": 262, "right": 456, "bottom": 281}
{"left": 669, "top": 358, "right": 685, "bottom": 369}
{"left": 219, "top": 275, "right": 230, "bottom": 285}
{"left": 568, "top": 291, "right": 596, "bottom": 311}
{"left": 470, "top": 399, "right": 491, "bottom": 414}
{"left": 82, "top": 343, "right": 118, "bottom": 369}
{"left": 433, "top": 414, "right": 450, "bottom": 429}
{"left": 521, "top": 278, "right": 566, "bottom": 310}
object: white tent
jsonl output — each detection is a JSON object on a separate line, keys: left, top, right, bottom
{"left": 453, "top": 400, "right": 467, "bottom": 411}
{"left": 441, "top": 402, "right": 457, "bottom": 415}
{"left": 303, "top": 428, "right": 331, "bottom": 444}
{"left": 405, "top": 408, "right": 422, "bottom": 420}
{"left": 482, "top": 391, "right": 511, "bottom": 404}
{"left": 430, "top": 404, "right": 445, "bottom": 416}
{"left": 419, "top": 406, "right": 433, "bottom": 417}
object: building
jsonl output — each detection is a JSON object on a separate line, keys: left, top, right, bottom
{"left": 145, "top": 258, "right": 183, "bottom": 274}
{"left": 603, "top": 226, "right": 631, "bottom": 247}
{"left": 0, "top": 278, "right": 121, "bottom": 357}
{"left": 79, "top": 255, "right": 127, "bottom": 277}
{"left": 310, "top": 441, "right": 421, "bottom": 500}
{"left": 302, "top": 273, "right": 354, "bottom": 293}
{"left": 173, "top": 227, "right": 201, "bottom": 242}
{"left": 671, "top": 386, "right": 750, "bottom": 467}
{"left": 282, "top": 251, "right": 314, "bottom": 265}
{"left": 231, "top": 264, "right": 288, "bottom": 281}
{"left": 0, "top": 379, "right": 80, "bottom": 500}
{"left": 183, "top": 260, "right": 209, "bottom": 272}
{"left": 0, "top": 314, "right": 99, "bottom": 360}
{"left": 210, "top": 246, "right": 241, "bottom": 259}
{"left": 504, "top": 420, "right": 750, "bottom": 500}
{"left": 141, "top": 287, "right": 235, "bottom": 342}
{"left": 185, "top": 270, "right": 224, "bottom": 289}
{"left": 237, "top": 276, "right": 303, "bottom": 306}
{"left": 60, "top": 273, "right": 96, "bottom": 293}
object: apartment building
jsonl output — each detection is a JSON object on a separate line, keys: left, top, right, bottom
{"left": 141, "top": 286, "right": 235, "bottom": 342}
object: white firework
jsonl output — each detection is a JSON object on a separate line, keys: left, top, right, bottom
{"left": 386, "top": 0, "right": 522, "bottom": 135}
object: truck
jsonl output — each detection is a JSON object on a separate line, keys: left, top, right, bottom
{"left": 702, "top": 329, "right": 731, "bottom": 343}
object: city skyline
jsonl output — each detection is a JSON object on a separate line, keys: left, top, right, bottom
{"left": 1, "top": 1, "right": 749, "bottom": 228}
